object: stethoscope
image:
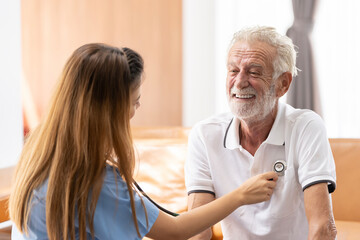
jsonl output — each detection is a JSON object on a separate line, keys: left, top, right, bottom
{"left": 133, "top": 160, "right": 287, "bottom": 217}
{"left": 273, "top": 160, "right": 287, "bottom": 176}
{"left": 134, "top": 181, "right": 179, "bottom": 217}
{"left": 107, "top": 159, "right": 179, "bottom": 216}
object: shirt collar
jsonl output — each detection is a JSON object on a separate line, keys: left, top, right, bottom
{"left": 223, "top": 117, "right": 241, "bottom": 149}
{"left": 224, "top": 102, "right": 286, "bottom": 150}
{"left": 265, "top": 101, "right": 286, "bottom": 146}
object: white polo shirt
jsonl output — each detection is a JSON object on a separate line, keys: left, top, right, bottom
{"left": 185, "top": 102, "right": 336, "bottom": 240}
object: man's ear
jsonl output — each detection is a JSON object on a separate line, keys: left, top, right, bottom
{"left": 276, "top": 72, "right": 292, "bottom": 97}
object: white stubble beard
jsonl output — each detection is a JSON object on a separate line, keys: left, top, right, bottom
{"left": 228, "top": 83, "right": 277, "bottom": 122}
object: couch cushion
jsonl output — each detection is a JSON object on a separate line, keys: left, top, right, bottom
{"left": 133, "top": 138, "right": 188, "bottom": 214}
{"left": 335, "top": 220, "right": 360, "bottom": 239}
{"left": 329, "top": 139, "right": 360, "bottom": 222}
{"left": 132, "top": 127, "right": 190, "bottom": 139}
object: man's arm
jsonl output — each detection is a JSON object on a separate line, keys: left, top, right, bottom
{"left": 187, "top": 192, "right": 215, "bottom": 240}
{"left": 304, "top": 183, "right": 337, "bottom": 240}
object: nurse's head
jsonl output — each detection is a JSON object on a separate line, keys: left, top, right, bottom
{"left": 47, "top": 43, "right": 143, "bottom": 171}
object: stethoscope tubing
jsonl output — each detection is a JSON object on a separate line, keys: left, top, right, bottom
{"left": 134, "top": 181, "right": 179, "bottom": 217}
{"left": 134, "top": 159, "right": 286, "bottom": 217}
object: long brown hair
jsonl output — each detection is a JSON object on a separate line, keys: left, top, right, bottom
{"left": 9, "top": 43, "right": 144, "bottom": 239}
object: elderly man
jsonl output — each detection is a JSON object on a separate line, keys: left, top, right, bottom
{"left": 185, "top": 26, "right": 337, "bottom": 240}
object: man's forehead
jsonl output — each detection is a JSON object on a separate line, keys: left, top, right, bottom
{"left": 227, "top": 61, "right": 263, "bottom": 68}
{"left": 227, "top": 40, "right": 275, "bottom": 64}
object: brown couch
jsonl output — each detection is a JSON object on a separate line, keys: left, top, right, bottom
{"left": 1, "top": 127, "right": 360, "bottom": 239}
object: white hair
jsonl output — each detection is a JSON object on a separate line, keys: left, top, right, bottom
{"left": 228, "top": 26, "right": 298, "bottom": 80}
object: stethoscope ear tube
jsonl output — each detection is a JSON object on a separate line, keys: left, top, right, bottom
{"left": 134, "top": 181, "right": 180, "bottom": 217}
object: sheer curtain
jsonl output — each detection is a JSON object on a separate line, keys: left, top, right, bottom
{"left": 286, "top": 0, "right": 318, "bottom": 111}
{"left": 312, "top": 0, "right": 360, "bottom": 138}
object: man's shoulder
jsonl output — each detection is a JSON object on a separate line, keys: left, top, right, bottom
{"left": 282, "top": 103, "right": 326, "bottom": 137}
{"left": 283, "top": 103, "right": 322, "bottom": 125}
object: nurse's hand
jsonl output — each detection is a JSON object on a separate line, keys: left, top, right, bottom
{"left": 237, "top": 171, "right": 278, "bottom": 205}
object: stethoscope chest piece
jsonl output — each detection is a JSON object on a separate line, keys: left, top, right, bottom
{"left": 273, "top": 160, "right": 287, "bottom": 176}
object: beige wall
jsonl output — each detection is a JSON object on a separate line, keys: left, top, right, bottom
{"left": 21, "top": 0, "right": 182, "bottom": 127}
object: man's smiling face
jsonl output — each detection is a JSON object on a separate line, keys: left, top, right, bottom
{"left": 226, "top": 40, "right": 278, "bottom": 121}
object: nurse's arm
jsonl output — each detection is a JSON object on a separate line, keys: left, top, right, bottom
{"left": 146, "top": 171, "right": 277, "bottom": 240}
{"left": 304, "top": 182, "right": 337, "bottom": 240}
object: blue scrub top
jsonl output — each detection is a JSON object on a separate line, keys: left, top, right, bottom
{"left": 12, "top": 165, "right": 159, "bottom": 240}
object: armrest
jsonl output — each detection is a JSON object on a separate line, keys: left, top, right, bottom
{"left": 0, "top": 196, "right": 10, "bottom": 223}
